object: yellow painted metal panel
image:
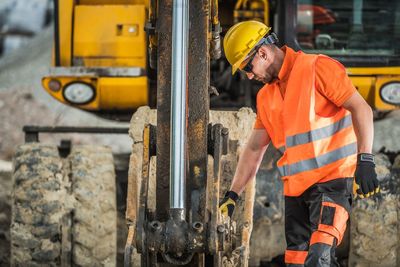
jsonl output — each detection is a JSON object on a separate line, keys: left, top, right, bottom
{"left": 81, "top": 58, "right": 145, "bottom": 67}
{"left": 348, "top": 76, "right": 375, "bottom": 106}
{"left": 98, "top": 77, "right": 148, "bottom": 109}
{"left": 58, "top": 0, "right": 74, "bottom": 66}
{"left": 347, "top": 67, "right": 400, "bottom": 110}
{"left": 347, "top": 67, "right": 400, "bottom": 76}
{"left": 78, "top": 0, "right": 148, "bottom": 5}
{"left": 73, "top": 5, "right": 146, "bottom": 66}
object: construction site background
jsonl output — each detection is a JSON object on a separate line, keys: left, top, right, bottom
{"left": 1, "top": 2, "right": 400, "bottom": 266}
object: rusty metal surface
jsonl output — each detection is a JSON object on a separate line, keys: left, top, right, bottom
{"left": 135, "top": 125, "right": 152, "bottom": 253}
{"left": 125, "top": 143, "right": 143, "bottom": 225}
{"left": 207, "top": 123, "right": 254, "bottom": 267}
{"left": 146, "top": 0, "right": 158, "bottom": 69}
{"left": 141, "top": 124, "right": 229, "bottom": 265}
{"left": 132, "top": 120, "right": 253, "bottom": 266}
{"left": 210, "top": 0, "right": 221, "bottom": 60}
{"left": 156, "top": 0, "right": 173, "bottom": 222}
{"left": 208, "top": 124, "right": 226, "bottom": 254}
{"left": 239, "top": 178, "right": 255, "bottom": 267}
{"left": 187, "top": 0, "right": 210, "bottom": 225}
{"left": 124, "top": 225, "right": 135, "bottom": 267}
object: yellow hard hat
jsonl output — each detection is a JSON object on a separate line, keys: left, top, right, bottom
{"left": 223, "top": 21, "right": 271, "bottom": 74}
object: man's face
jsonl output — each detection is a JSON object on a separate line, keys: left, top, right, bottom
{"left": 240, "top": 45, "right": 276, "bottom": 84}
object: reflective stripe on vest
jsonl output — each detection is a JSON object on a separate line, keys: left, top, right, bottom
{"left": 278, "top": 142, "right": 357, "bottom": 177}
{"left": 286, "top": 114, "right": 352, "bottom": 148}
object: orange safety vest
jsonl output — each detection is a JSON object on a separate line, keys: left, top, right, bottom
{"left": 257, "top": 52, "right": 357, "bottom": 196}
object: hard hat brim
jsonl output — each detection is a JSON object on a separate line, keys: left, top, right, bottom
{"left": 231, "top": 53, "right": 248, "bottom": 75}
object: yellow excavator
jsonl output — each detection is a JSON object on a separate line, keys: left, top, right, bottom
{"left": 10, "top": 0, "right": 400, "bottom": 266}
{"left": 42, "top": 0, "right": 152, "bottom": 121}
{"left": 41, "top": 0, "right": 400, "bottom": 119}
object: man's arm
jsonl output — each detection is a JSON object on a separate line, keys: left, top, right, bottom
{"left": 342, "top": 91, "right": 373, "bottom": 153}
{"left": 230, "top": 128, "right": 271, "bottom": 195}
{"left": 342, "top": 91, "right": 379, "bottom": 197}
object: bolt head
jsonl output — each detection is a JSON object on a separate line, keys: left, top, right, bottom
{"left": 217, "top": 225, "right": 225, "bottom": 233}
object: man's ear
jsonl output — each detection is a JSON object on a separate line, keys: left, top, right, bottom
{"left": 258, "top": 45, "right": 269, "bottom": 60}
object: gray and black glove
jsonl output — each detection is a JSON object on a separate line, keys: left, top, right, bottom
{"left": 354, "top": 153, "right": 380, "bottom": 198}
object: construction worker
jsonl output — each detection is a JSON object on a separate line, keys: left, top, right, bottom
{"left": 219, "top": 21, "right": 380, "bottom": 266}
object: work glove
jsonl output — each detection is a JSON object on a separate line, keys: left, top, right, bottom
{"left": 219, "top": 191, "right": 239, "bottom": 218}
{"left": 354, "top": 153, "right": 380, "bottom": 198}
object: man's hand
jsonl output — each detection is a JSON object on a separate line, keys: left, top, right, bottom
{"left": 219, "top": 191, "right": 239, "bottom": 218}
{"left": 354, "top": 153, "right": 380, "bottom": 198}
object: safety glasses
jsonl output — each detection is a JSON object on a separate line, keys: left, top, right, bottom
{"left": 239, "top": 47, "right": 259, "bottom": 74}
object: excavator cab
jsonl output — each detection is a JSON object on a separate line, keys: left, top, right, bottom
{"left": 280, "top": 0, "right": 400, "bottom": 114}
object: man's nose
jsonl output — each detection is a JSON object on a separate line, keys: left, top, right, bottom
{"left": 246, "top": 72, "right": 254, "bottom": 80}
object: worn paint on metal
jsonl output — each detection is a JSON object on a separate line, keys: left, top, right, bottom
{"left": 187, "top": 0, "right": 210, "bottom": 224}
{"left": 156, "top": 0, "right": 173, "bottom": 221}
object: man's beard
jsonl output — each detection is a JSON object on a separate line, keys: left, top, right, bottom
{"left": 256, "top": 74, "right": 274, "bottom": 84}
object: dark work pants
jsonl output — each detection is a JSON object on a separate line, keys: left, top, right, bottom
{"left": 284, "top": 178, "right": 353, "bottom": 267}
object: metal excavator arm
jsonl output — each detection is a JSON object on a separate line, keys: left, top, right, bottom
{"left": 124, "top": 0, "right": 255, "bottom": 266}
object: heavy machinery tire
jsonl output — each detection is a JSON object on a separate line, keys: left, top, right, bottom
{"left": 11, "top": 143, "right": 66, "bottom": 266}
{"left": 10, "top": 144, "right": 117, "bottom": 267}
{"left": 68, "top": 145, "right": 117, "bottom": 266}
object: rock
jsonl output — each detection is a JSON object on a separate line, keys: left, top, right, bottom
{"left": 393, "top": 154, "right": 400, "bottom": 170}
{"left": 0, "top": 160, "right": 12, "bottom": 172}
{"left": 32, "top": 239, "right": 60, "bottom": 261}
{"left": 210, "top": 107, "right": 256, "bottom": 148}
{"left": 128, "top": 106, "right": 157, "bottom": 142}
{"left": 349, "top": 195, "right": 399, "bottom": 267}
{"left": 5, "top": 0, "right": 49, "bottom": 35}
{"left": 30, "top": 224, "right": 59, "bottom": 239}
{"left": 375, "top": 153, "right": 391, "bottom": 181}
{"left": 373, "top": 110, "right": 400, "bottom": 152}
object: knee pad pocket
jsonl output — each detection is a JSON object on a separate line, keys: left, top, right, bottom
{"left": 317, "top": 201, "right": 348, "bottom": 245}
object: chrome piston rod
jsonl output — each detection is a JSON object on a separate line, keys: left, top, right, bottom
{"left": 170, "top": 0, "right": 189, "bottom": 209}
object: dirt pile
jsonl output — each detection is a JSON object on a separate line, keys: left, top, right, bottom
{"left": 373, "top": 111, "right": 400, "bottom": 152}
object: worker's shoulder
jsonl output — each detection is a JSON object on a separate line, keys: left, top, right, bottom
{"left": 300, "top": 52, "right": 344, "bottom": 70}
{"left": 315, "top": 54, "right": 345, "bottom": 71}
